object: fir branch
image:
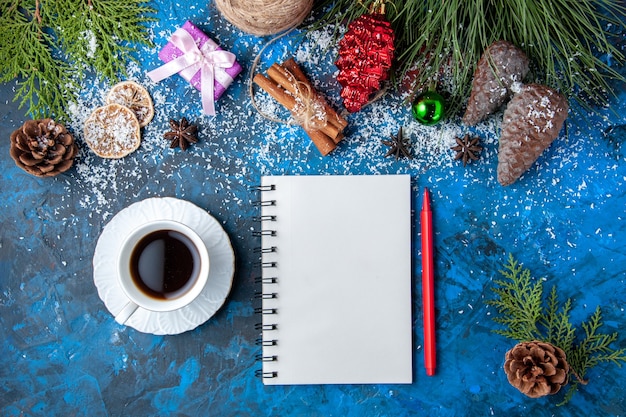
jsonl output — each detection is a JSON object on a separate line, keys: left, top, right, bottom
{"left": 0, "top": 0, "right": 78, "bottom": 119}
{"left": 0, "top": 0, "right": 156, "bottom": 121}
{"left": 570, "top": 307, "right": 626, "bottom": 379}
{"left": 53, "top": 0, "right": 156, "bottom": 81}
{"left": 541, "top": 286, "right": 576, "bottom": 353}
{"left": 487, "top": 254, "right": 543, "bottom": 342}
{"left": 311, "top": 0, "right": 626, "bottom": 115}
{"left": 489, "top": 254, "right": 626, "bottom": 404}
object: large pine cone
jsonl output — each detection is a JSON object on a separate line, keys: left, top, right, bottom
{"left": 9, "top": 119, "right": 78, "bottom": 177}
{"left": 463, "top": 40, "right": 529, "bottom": 126}
{"left": 504, "top": 341, "right": 570, "bottom": 398}
{"left": 497, "top": 84, "right": 569, "bottom": 186}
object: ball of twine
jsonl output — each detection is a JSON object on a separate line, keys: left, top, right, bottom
{"left": 214, "top": 0, "right": 313, "bottom": 36}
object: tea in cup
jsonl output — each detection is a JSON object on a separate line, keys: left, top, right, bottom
{"left": 115, "top": 220, "right": 210, "bottom": 324}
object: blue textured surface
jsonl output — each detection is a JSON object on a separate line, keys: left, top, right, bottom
{"left": 1, "top": 2, "right": 626, "bottom": 416}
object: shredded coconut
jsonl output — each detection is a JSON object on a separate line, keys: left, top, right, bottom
{"left": 62, "top": 22, "right": 506, "bottom": 219}
{"left": 83, "top": 29, "right": 98, "bottom": 59}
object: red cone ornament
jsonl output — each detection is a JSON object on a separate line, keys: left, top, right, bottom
{"left": 335, "top": 12, "right": 395, "bottom": 113}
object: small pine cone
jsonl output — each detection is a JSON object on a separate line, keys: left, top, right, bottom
{"left": 497, "top": 84, "right": 569, "bottom": 186}
{"left": 463, "top": 40, "right": 529, "bottom": 125}
{"left": 10, "top": 119, "right": 78, "bottom": 177}
{"left": 504, "top": 340, "right": 570, "bottom": 398}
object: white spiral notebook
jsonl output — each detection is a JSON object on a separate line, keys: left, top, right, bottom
{"left": 257, "top": 175, "right": 413, "bottom": 385}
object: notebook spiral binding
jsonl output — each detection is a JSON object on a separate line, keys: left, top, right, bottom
{"left": 253, "top": 182, "right": 279, "bottom": 379}
{"left": 255, "top": 291, "right": 277, "bottom": 299}
{"left": 250, "top": 184, "right": 276, "bottom": 192}
{"left": 252, "top": 200, "right": 276, "bottom": 207}
{"left": 255, "top": 370, "right": 278, "bottom": 378}
{"left": 252, "top": 230, "right": 276, "bottom": 237}
{"left": 254, "top": 276, "right": 277, "bottom": 284}
{"left": 255, "top": 323, "right": 277, "bottom": 331}
{"left": 254, "top": 246, "right": 277, "bottom": 254}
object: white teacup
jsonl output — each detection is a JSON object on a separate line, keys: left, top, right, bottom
{"left": 115, "top": 220, "right": 210, "bottom": 324}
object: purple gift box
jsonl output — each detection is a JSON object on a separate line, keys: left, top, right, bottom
{"left": 158, "top": 21, "right": 242, "bottom": 100}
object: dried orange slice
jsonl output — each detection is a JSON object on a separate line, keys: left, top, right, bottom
{"left": 106, "top": 81, "right": 154, "bottom": 127}
{"left": 84, "top": 104, "right": 141, "bottom": 158}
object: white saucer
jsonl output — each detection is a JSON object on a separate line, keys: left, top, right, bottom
{"left": 93, "top": 197, "right": 235, "bottom": 335}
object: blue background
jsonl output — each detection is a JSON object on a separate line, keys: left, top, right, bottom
{"left": 1, "top": 1, "right": 625, "bottom": 416}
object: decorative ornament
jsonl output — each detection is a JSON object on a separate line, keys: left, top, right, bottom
{"left": 497, "top": 83, "right": 568, "bottom": 186}
{"left": 9, "top": 119, "right": 78, "bottom": 177}
{"left": 215, "top": 0, "right": 313, "bottom": 36}
{"left": 451, "top": 134, "right": 482, "bottom": 166}
{"left": 504, "top": 340, "right": 570, "bottom": 398}
{"left": 83, "top": 104, "right": 141, "bottom": 159}
{"left": 164, "top": 117, "right": 199, "bottom": 151}
{"left": 411, "top": 91, "right": 445, "bottom": 125}
{"left": 463, "top": 40, "right": 529, "bottom": 126}
{"left": 335, "top": 6, "right": 395, "bottom": 113}
{"left": 106, "top": 81, "right": 155, "bottom": 128}
{"left": 381, "top": 127, "right": 411, "bottom": 160}
{"left": 489, "top": 254, "right": 626, "bottom": 404}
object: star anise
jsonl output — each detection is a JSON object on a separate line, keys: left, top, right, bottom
{"left": 164, "top": 117, "right": 198, "bottom": 150}
{"left": 381, "top": 127, "right": 412, "bottom": 160}
{"left": 451, "top": 134, "right": 482, "bottom": 166}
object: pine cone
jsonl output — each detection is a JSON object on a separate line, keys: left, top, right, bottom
{"left": 9, "top": 119, "right": 78, "bottom": 177}
{"left": 463, "top": 40, "right": 529, "bottom": 126}
{"left": 504, "top": 340, "right": 570, "bottom": 398}
{"left": 497, "top": 84, "right": 569, "bottom": 186}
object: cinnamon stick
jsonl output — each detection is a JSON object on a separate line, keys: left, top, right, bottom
{"left": 273, "top": 60, "right": 348, "bottom": 136}
{"left": 267, "top": 65, "right": 341, "bottom": 141}
{"left": 283, "top": 58, "right": 348, "bottom": 131}
{"left": 253, "top": 73, "right": 296, "bottom": 109}
{"left": 275, "top": 64, "right": 347, "bottom": 143}
{"left": 253, "top": 74, "right": 336, "bottom": 156}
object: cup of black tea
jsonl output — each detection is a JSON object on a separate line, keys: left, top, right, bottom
{"left": 115, "top": 220, "right": 210, "bottom": 324}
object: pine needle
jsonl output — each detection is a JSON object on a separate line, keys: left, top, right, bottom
{"left": 311, "top": 0, "right": 626, "bottom": 115}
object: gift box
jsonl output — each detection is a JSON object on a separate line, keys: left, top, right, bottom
{"left": 148, "top": 21, "right": 242, "bottom": 115}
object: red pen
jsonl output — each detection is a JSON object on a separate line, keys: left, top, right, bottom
{"left": 421, "top": 187, "right": 436, "bottom": 376}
